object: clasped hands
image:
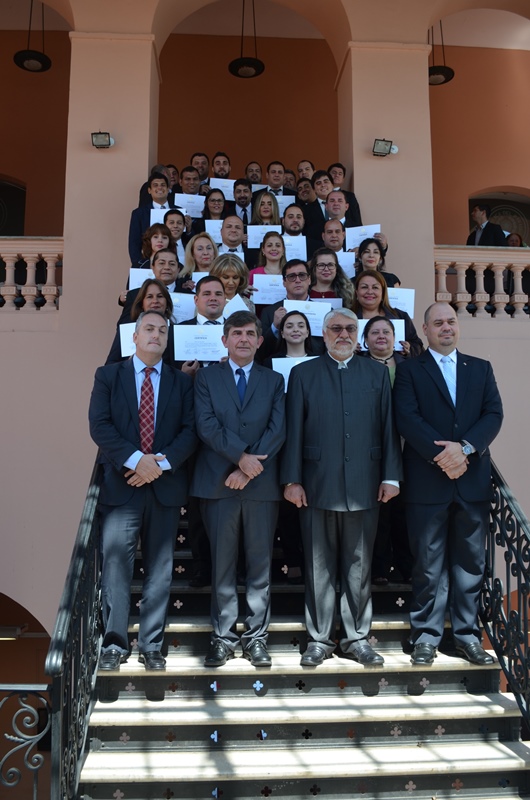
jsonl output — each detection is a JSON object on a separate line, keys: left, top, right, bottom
{"left": 433, "top": 440, "right": 468, "bottom": 480}
{"left": 125, "top": 454, "right": 166, "bottom": 487}
{"left": 224, "top": 452, "right": 268, "bottom": 490}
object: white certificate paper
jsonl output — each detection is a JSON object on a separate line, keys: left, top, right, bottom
{"left": 388, "top": 287, "right": 415, "bottom": 319}
{"left": 181, "top": 194, "right": 206, "bottom": 218}
{"left": 209, "top": 178, "right": 235, "bottom": 201}
{"left": 283, "top": 234, "right": 307, "bottom": 260}
{"left": 252, "top": 273, "right": 286, "bottom": 305}
{"left": 191, "top": 272, "right": 210, "bottom": 292}
{"left": 283, "top": 299, "right": 331, "bottom": 336}
{"left": 311, "top": 297, "right": 343, "bottom": 309}
{"left": 275, "top": 196, "right": 294, "bottom": 216}
{"left": 272, "top": 357, "right": 318, "bottom": 392}
{"left": 205, "top": 219, "right": 223, "bottom": 242}
{"left": 119, "top": 323, "right": 136, "bottom": 357}
{"left": 357, "top": 318, "right": 405, "bottom": 351}
{"left": 224, "top": 294, "right": 251, "bottom": 315}
{"left": 336, "top": 250, "right": 357, "bottom": 278}
{"left": 345, "top": 224, "right": 381, "bottom": 251}
{"left": 129, "top": 267, "right": 155, "bottom": 290}
{"left": 246, "top": 225, "right": 282, "bottom": 249}
{"left": 173, "top": 325, "right": 225, "bottom": 361}
{"left": 169, "top": 292, "right": 196, "bottom": 324}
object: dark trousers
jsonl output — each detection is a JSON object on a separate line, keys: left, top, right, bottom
{"left": 99, "top": 488, "right": 178, "bottom": 655}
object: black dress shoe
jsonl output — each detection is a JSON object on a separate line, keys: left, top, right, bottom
{"left": 300, "top": 644, "right": 329, "bottom": 666}
{"left": 204, "top": 640, "right": 235, "bottom": 667}
{"left": 344, "top": 644, "right": 384, "bottom": 666}
{"left": 455, "top": 642, "right": 494, "bottom": 665}
{"left": 99, "top": 650, "right": 127, "bottom": 671}
{"left": 411, "top": 643, "right": 437, "bottom": 665}
{"left": 138, "top": 651, "right": 166, "bottom": 670}
{"left": 243, "top": 640, "right": 272, "bottom": 667}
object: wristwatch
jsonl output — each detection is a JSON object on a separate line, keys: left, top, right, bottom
{"left": 461, "top": 442, "right": 474, "bottom": 456}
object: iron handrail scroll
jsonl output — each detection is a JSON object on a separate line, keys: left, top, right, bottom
{"left": 481, "top": 460, "right": 530, "bottom": 728}
{"left": 44, "top": 461, "right": 102, "bottom": 800}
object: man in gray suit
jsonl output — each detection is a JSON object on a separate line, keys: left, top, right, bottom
{"left": 192, "top": 311, "right": 286, "bottom": 667}
{"left": 281, "top": 308, "right": 402, "bottom": 666}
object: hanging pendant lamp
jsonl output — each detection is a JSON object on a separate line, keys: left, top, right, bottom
{"left": 14, "top": 0, "right": 52, "bottom": 73}
{"left": 228, "top": 0, "right": 265, "bottom": 79}
{"left": 428, "top": 21, "right": 454, "bottom": 85}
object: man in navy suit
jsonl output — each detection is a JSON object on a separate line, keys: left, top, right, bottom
{"left": 89, "top": 310, "right": 196, "bottom": 671}
{"left": 128, "top": 173, "right": 176, "bottom": 265}
{"left": 192, "top": 311, "right": 285, "bottom": 667}
{"left": 393, "top": 302, "right": 503, "bottom": 666}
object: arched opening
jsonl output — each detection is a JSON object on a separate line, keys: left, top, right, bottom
{"left": 0, "top": 176, "right": 26, "bottom": 235}
{"left": 469, "top": 189, "right": 530, "bottom": 243}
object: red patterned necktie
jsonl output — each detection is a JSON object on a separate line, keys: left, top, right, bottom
{"left": 139, "top": 367, "right": 155, "bottom": 454}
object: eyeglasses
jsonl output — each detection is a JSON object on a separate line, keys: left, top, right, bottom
{"left": 285, "top": 272, "right": 309, "bottom": 282}
{"left": 209, "top": 198, "right": 223, "bottom": 203}
{"left": 326, "top": 325, "right": 357, "bottom": 335}
{"left": 316, "top": 263, "right": 337, "bottom": 271}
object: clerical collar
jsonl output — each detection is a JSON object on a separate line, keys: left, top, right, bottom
{"left": 327, "top": 352, "right": 354, "bottom": 368}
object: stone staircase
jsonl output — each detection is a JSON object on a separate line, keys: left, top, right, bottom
{"left": 79, "top": 518, "right": 530, "bottom": 800}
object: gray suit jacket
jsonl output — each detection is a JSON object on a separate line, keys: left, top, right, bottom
{"left": 191, "top": 360, "right": 286, "bottom": 500}
{"left": 281, "top": 354, "right": 402, "bottom": 511}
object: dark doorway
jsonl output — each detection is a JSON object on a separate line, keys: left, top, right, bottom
{"left": 0, "top": 180, "right": 26, "bottom": 235}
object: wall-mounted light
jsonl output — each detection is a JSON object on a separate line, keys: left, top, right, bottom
{"left": 91, "top": 132, "right": 115, "bottom": 149}
{"left": 0, "top": 626, "right": 23, "bottom": 641}
{"left": 13, "top": 0, "right": 52, "bottom": 73}
{"left": 373, "top": 139, "right": 399, "bottom": 157}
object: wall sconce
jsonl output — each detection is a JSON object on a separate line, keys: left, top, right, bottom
{"left": 91, "top": 132, "right": 115, "bottom": 149}
{"left": 13, "top": 0, "right": 52, "bottom": 72}
{"left": 0, "top": 626, "right": 23, "bottom": 640}
{"left": 373, "top": 139, "right": 398, "bottom": 157}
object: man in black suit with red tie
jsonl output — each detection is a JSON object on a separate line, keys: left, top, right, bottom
{"left": 393, "top": 302, "right": 503, "bottom": 667}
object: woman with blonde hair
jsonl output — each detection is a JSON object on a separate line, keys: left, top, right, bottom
{"left": 180, "top": 232, "right": 219, "bottom": 288}
{"left": 210, "top": 253, "right": 255, "bottom": 311}
{"left": 251, "top": 191, "right": 281, "bottom": 226}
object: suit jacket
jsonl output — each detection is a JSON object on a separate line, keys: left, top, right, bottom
{"left": 128, "top": 201, "right": 176, "bottom": 265}
{"left": 304, "top": 196, "right": 363, "bottom": 240}
{"left": 191, "top": 361, "right": 286, "bottom": 500}
{"left": 466, "top": 222, "right": 506, "bottom": 247}
{"left": 280, "top": 354, "right": 402, "bottom": 511}
{"left": 89, "top": 359, "right": 197, "bottom": 507}
{"left": 393, "top": 350, "right": 503, "bottom": 504}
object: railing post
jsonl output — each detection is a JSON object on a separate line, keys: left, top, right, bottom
{"left": 471, "top": 264, "right": 489, "bottom": 316}
{"left": 0, "top": 254, "right": 19, "bottom": 309}
{"left": 490, "top": 262, "right": 509, "bottom": 318}
{"left": 20, "top": 255, "right": 39, "bottom": 311}
{"left": 434, "top": 260, "right": 452, "bottom": 302}
{"left": 454, "top": 262, "right": 471, "bottom": 315}
{"left": 41, "top": 256, "right": 60, "bottom": 310}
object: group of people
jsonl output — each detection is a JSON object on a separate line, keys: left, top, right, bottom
{"left": 87, "top": 154, "right": 504, "bottom": 673}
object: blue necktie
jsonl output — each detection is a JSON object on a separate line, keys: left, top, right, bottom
{"left": 236, "top": 367, "right": 247, "bottom": 404}
{"left": 440, "top": 355, "right": 456, "bottom": 405}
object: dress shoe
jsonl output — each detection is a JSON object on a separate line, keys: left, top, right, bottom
{"left": 343, "top": 643, "right": 384, "bottom": 666}
{"left": 204, "top": 640, "right": 235, "bottom": 667}
{"left": 300, "top": 644, "right": 329, "bottom": 667}
{"left": 456, "top": 642, "right": 494, "bottom": 665}
{"left": 243, "top": 640, "right": 272, "bottom": 667}
{"left": 188, "top": 572, "right": 211, "bottom": 588}
{"left": 411, "top": 643, "right": 437, "bottom": 665}
{"left": 99, "top": 650, "right": 127, "bottom": 671}
{"left": 138, "top": 651, "right": 166, "bottom": 670}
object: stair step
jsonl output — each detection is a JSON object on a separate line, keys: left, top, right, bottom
{"left": 128, "top": 613, "right": 420, "bottom": 633}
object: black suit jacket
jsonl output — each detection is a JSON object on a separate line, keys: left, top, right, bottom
{"left": 304, "top": 196, "right": 363, "bottom": 240}
{"left": 89, "top": 359, "right": 196, "bottom": 507}
{"left": 128, "top": 201, "right": 177, "bottom": 265}
{"left": 393, "top": 350, "right": 503, "bottom": 504}
{"left": 466, "top": 222, "right": 506, "bottom": 247}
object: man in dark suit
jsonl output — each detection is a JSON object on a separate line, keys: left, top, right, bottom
{"left": 281, "top": 308, "right": 402, "bottom": 666}
{"left": 393, "top": 302, "right": 503, "bottom": 666}
{"left": 303, "top": 170, "right": 336, "bottom": 239}
{"left": 116, "top": 249, "right": 180, "bottom": 323}
{"left": 192, "top": 311, "right": 286, "bottom": 667}
{"left": 465, "top": 204, "right": 507, "bottom": 295}
{"left": 89, "top": 310, "right": 196, "bottom": 671}
{"left": 128, "top": 173, "right": 176, "bottom": 265}
{"left": 253, "top": 160, "right": 297, "bottom": 202}
{"left": 225, "top": 179, "right": 253, "bottom": 227}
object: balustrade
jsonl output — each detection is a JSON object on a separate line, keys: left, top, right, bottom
{"left": 0, "top": 238, "right": 63, "bottom": 311}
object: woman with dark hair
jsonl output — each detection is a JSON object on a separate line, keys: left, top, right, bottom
{"left": 308, "top": 247, "right": 354, "bottom": 308}
{"left": 190, "top": 189, "right": 227, "bottom": 237}
{"left": 361, "top": 315, "right": 405, "bottom": 385}
{"left": 356, "top": 238, "right": 400, "bottom": 287}
{"left": 106, "top": 278, "right": 174, "bottom": 364}
{"left": 265, "top": 310, "right": 315, "bottom": 363}
{"left": 507, "top": 232, "right": 524, "bottom": 247}
{"left": 249, "top": 232, "right": 287, "bottom": 289}
{"left": 353, "top": 269, "right": 423, "bottom": 357}
{"left": 137, "top": 223, "right": 176, "bottom": 269}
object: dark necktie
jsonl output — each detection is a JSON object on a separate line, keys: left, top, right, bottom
{"left": 242, "top": 208, "right": 249, "bottom": 226}
{"left": 139, "top": 367, "right": 155, "bottom": 453}
{"left": 236, "top": 367, "right": 247, "bottom": 404}
{"left": 205, "top": 319, "right": 221, "bottom": 325}
{"left": 272, "top": 189, "right": 280, "bottom": 196}
{"left": 229, "top": 248, "right": 238, "bottom": 253}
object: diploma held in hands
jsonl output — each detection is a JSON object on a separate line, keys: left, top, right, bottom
{"left": 283, "top": 299, "right": 331, "bottom": 336}
{"left": 252, "top": 273, "right": 286, "bottom": 305}
{"left": 345, "top": 224, "right": 381, "bottom": 251}
{"left": 272, "top": 357, "right": 318, "bottom": 391}
{"left": 173, "top": 325, "right": 225, "bottom": 362}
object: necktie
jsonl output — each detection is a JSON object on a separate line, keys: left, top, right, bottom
{"left": 229, "top": 248, "right": 238, "bottom": 253}
{"left": 475, "top": 227, "right": 482, "bottom": 245}
{"left": 236, "top": 367, "right": 247, "bottom": 404}
{"left": 242, "top": 209, "right": 249, "bottom": 226}
{"left": 205, "top": 319, "right": 221, "bottom": 325}
{"left": 139, "top": 367, "right": 155, "bottom": 453}
{"left": 160, "top": 205, "right": 166, "bottom": 209}
{"left": 272, "top": 189, "right": 280, "bottom": 196}
{"left": 440, "top": 356, "right": 456, "bottom": 404}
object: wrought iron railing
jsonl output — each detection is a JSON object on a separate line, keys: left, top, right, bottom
{"left": 481, "top": 460, "right": 530, "bottom": 729}
{"left": 44, "top": 462, "right": 102, "bottom": 800}
{"left": 0, "top": 684, "right": 51, "bottom": 799}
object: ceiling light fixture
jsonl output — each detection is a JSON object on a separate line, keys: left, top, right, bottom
{"left": 428, "top": 21, "right": 454, "bottom": 86}
{"left": 228, "top": 0, "right": 265, "bottom": 79}
{"left": 14, "top": 0, "right": 52, "bottom": 73}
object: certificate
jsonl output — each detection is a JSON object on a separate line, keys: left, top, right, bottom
{"left": 169, "top": 292, "right": 196, "bottom": 324}
{"left": 252, "top": 184, "right": 267, "bottom": 194}
{"left": 336, "top": 250, "right": 356, "bottom": 278}
{"left": 173, "top": 324, "right": 225, "bottom": 362}
{"left": 129, "top": 267, "right": 154, "bottom": 290}
{"left": 275, "top": 195, "right": 294, "bottom": 216}
{"left": 252, "top": 273, "right": 286, "bottom": 305}
{"left": 283, "top": 299, "right": 330, "bottom": 336}
{"left": 205, "top": 219, "right": 223, "bottom": 242}
{"left": 357, "top": 318, "right": 405, "bottom": 351}
{"left": 151, "top": 205, "right": 186, "bottom": 227}
{"left": 272, "top": 357, "right": 318, "bottom": 392}
{"left": 119, "top": 323, "right": 136, "bottom": 357}
{"left": 388, "top": 287, "right": 415, "bottom": 319}
{"left": 311, "top": 297, "right": 343, "bottom": 309}
{"left": 345, "top": 224, "right": 381, "bottom": 251}
{"left": 181, "top": 194, "right": 206, "bottom": 218}
{"left": 283, "top": 234, "right": 307, "bottom": 260}
{"left": 246, "top": 225, "right": 282, "bottom": 249}
{"left": 209, "top": 178, "right": 235, "bottom": 201}
{"left": 192, "top": 271, "right": 210, "bottom": 292}
{"left": 224, "top": 294, "right": 251, "bottom": 315}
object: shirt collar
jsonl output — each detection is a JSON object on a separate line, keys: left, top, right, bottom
{"left": 196, "top": 312, "right": 224, "bottom": 325}
{"left": 228, "top": 358, "right": 253, "bottom": 379}
{"left": 428, "top": 347, "right": 457, "bottom": 366}
{"left": 132, "top": 354, "right": 163, "bottom": 375}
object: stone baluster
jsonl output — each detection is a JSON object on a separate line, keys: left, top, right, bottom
{"left": 490, "top": 262, "right": 509, "bottom": 318}
{"left": 453, "top": 262, "right": 471, "bottom": 315}
{"left": 0, "top": 254, "right": 19, "bottom": 310}
{"left": 41, "top": 256, "right": 60, "bottom": 310}
{"left": 434, "top": 261, "right": 451, "bottom": 302}
{"left": 20, "top": 255, "right": 38, "bottom": 311}
{"left": 509, "top": 264, "right": 527, "bottom": 318}
{"left": 471, "top": 264, "right": 489, "bottom": 316}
